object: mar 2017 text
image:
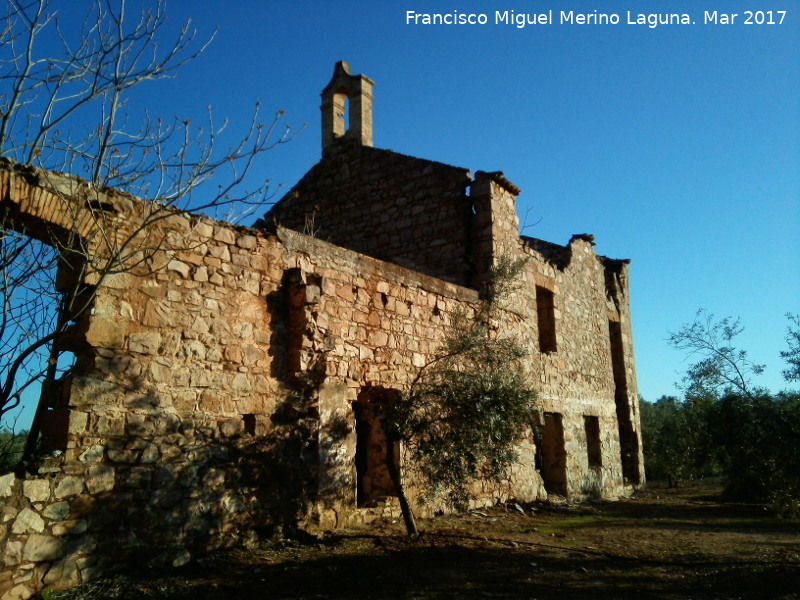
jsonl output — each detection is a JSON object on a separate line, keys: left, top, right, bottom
{"left": 404, "top": 10, "right": 788, "bottom": 29}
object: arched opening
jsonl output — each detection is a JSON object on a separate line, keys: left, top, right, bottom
{"left": 332, "top": 90, "right": 349, "bottom": 141}
{"left": 341, "top": 93, "right": 351, "bottom": 136}
{"left": 320, "top": 61, "right": 374, "bottom": 151}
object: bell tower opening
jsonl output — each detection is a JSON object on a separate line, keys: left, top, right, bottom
{"left": 321, "top": 61, "right": 374, "bottom": 152}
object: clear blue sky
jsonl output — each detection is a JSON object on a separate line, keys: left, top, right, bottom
{"left": 6, "top": 1, "right": 798, "bottom": 430}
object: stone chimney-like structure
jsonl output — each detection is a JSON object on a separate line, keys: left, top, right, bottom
{"left": 321, "top": 61, "right": 374, "bottom": 152}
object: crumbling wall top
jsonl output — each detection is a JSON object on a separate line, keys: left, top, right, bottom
{"left": 473, "top": 170, "right": 521, "bottom": 196}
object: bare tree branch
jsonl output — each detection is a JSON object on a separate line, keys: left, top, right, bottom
{"left": 0, "top": 0, "right": 301, "bottom": 460}
{"left": 668, "top": 309, "right": 765, "bottom": 398}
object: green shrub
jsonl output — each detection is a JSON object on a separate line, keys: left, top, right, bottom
{"left": 711, "top": 391, "right": 800, "bottom": 516}
{"left": 0, "top": 429, "right": 26, "bottom": 473}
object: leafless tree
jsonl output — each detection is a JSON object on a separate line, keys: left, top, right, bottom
{"left": 0, "top": 0, "right": 297, "bottom": 457}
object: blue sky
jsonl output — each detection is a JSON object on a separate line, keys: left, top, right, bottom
{"left": 158, "top": 0, "right": 798, "bottom": 401}
{"left": 4, "top": 1, "right": 798, "bottom": 429}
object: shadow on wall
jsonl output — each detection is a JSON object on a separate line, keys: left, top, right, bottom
{"left": 578, "top": 469, "right": 606, "bottom": 500}
{"left": 1, "top": 368, "right": 352, "bottom": 595}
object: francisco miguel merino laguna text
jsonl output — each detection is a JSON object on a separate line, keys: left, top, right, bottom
{"left": 405, "top": 10, "right": 695, "bottom": 29}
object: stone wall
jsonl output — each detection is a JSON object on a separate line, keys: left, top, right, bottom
{"left": 514, "top": 234, "right": 643, "bottom": 498}
{"left": 261, "top": 135, "right": 644, "bottom": 500}
{"left": 275, "top": 228, "right": 547, "bottom": 528}
{"left": 262, "top": 141, "right": 475, "bottom": 286}
{"left": 1, "top": 204, "right": 317, "bottom": 597}
{"left": 0, "top": 204, "right": 545, "bottom": 597}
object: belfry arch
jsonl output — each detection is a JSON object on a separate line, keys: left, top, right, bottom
{"left": 321, "top": 61, "right": 374, "bottom": 151}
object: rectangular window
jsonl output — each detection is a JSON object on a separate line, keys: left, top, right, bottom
{"left": 243, "top": 414, "right": 256, "bottom": 436}
{"left": 584, "top": 415, "right": 602, "bottom": 468}
{"left": 536, "top": 286, "right": 557, "bottom": 353}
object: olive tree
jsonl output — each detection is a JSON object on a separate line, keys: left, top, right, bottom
{"left": 382, "top": 258, "right": 539, "bottom": 536}
{"left": 668, "top": 309, "right": 765, "bottom": 399}
{"left": 780, "top": 313, "right": 800, "bottom": 383}
{"left": 640, "top": 395, "right": 718, "bottom": 486}
{"left": 662, "top": 310, "right": 800, "bottom": 515}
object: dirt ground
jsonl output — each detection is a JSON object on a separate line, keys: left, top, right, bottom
{"left": 43, "top": 483, "right": 800, "bottom": 600}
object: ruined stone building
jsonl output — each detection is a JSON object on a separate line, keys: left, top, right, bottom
{"left": 0, "top": 62, "right": 643, "bottom": 596}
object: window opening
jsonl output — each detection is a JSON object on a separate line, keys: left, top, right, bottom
{"left": 609, "top": 320, "right": 641, "bottom": 484}
{"left": 536, "top": 286, "right": 557, "bottom": 353}
{"left": 584, "top": 415, "right": 602, "bottom": 468}
{"left": 243, "top": 414, "right": 256, "bottom": 436}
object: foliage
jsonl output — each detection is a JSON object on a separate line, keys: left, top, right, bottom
{"left": 0, "top": 0, "right": 296, "bottom": 435}
{"left": 0, "top": 427, "right": 26, "bottom": 472}
{"left": 384, "top": 257, "right": 538, "bottom": 533}
{"left": 0, "top": 223, "right": 62, "bottom": 419}
{"left": 667, "top": 309, "right": 764, "bottom": 399}
{"left": 645, "top": 310, "right": 800, "bottom": 516}
{"left": 391, "top": 326, "right": 537, "bottom": 510}
{"left": 642, "top": 389, "right": 800, "bottom": 515}
{"left": 0, "top": 0, "right": 293, "bottom": 205}
{"left": 780, "top": 313, "right": 800, "bottom": 383}
{"left": 709, "top": 391, "right": 800, "bottom": 516}
{"left": 639, "top": 395, "right": 718, "bottom": 487}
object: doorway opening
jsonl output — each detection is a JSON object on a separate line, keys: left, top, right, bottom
{"left": 353, "top": 387, "right": 401, "bottom": 507}
{"left": 537, "top": 412, "right": 568, "bottom": 496}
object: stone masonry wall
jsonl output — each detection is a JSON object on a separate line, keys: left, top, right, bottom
{"left": 274, "top": 228, "right": 546, "bottom": 529}
{"left": 0, "top": 214, "right": 546, "bottom": 598}
{"left": 512, "top": 234, "right": 643, "bottom": 498}
{"left": 263, "top": 142, "right": 475, "bottom": 286}
{"left": 1, "top": 212, "right": 308, "bottom": 598}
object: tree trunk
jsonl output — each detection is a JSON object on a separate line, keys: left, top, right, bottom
{"left": 385, "top": 435, "right": 418, "bottom": 537}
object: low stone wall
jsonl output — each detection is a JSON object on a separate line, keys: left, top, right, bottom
{"left": 0, "top": 419, "right": 319, "bottom": 598}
